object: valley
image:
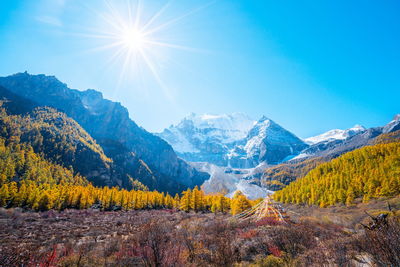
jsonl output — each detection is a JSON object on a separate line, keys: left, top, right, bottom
{"left": 1, "top": 1, "right": 400, "bottom": 265}
{"left": 0, "top": 73, "right": 399, "bottom": 267}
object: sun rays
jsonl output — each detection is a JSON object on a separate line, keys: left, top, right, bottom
{"left": 77, "top": 0, "right": 212, "bottom": 100}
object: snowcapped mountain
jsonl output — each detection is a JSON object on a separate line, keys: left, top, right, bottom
{"left": 157, "top": 113, "right": 307, "bottom": 198}
{"left": 157, "top": 113, "right": 257, "bottom": 166}
{"left": 159, "top": 112, "right": 400, "bottom": 197}
{"left": 291, "top": 116, "right": 400, "bottom": 162}
{"left": 305, "top": 125, "right": 366, "bottom": 144}
{"left": 183, "top": 113, "right": 256, "bottom": 144}
{"left": 235, "top": 116, "right": 308, "bottom": 166}
{"left": 291, "top": 125, "right": 367, "bottom": 161}
{"left": 157, "top": 113, "right": 308, "bottom": 168}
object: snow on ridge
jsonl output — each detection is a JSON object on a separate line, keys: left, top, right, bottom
{"left": 305, "top": 125, "right": 366, "bottom": 145}
{"left": 244, "top": 119, "right": 271, "bottom": 155}
{"left": 290, "top": 153, "right": 310, "bottom": 161}
{"left": 181, "top": 112, "right": 256, "bottom": 143}
{"left": 161, "top": 128, "right": 199, "bottom": 153}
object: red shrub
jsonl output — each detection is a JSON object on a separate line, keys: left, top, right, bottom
{"left": 239, "top": 229, "right": 258, "bottom": 239}
{"left": 268, "top": 245, "right": 282, "bottom": 257}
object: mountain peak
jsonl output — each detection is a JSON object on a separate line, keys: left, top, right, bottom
{"left": 81, "top": 89, "right": 103, "bottom": 99}
{"left": 351, "top": 124, "right": 366, "bottom": 131}
{"left": 176, "top": 112, "right": 256, "bottom": 136}
{"left": 3, "top": 73, "right": 69, "bottom": 95}
{"left": 183, "top": 112, "right": 253, "bottom": 123}
{"left": 383, "top": 114, "right": 400, "bottom": 133}
{"left": 257, "top": 115, "right": 271, "bottom": 123}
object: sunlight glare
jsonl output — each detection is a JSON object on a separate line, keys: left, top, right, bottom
{"left": 82, "top": 0, "right": 209, "bottom": 99}
{"left": 121, "top": 27, "right": 146, "bottom": 52}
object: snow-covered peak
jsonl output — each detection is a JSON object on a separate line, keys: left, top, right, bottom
{"left": 177, "top": 112, "right": 256, "bottom": 143}
{"left": 158, "top": 113, "right": 306, "bottom": 167}
{"left": 387, "top": 114, "right": 400, "bottom": 125}
{"left": 183, "top": 112, "right": 255, "bottom": 129}
{"left": 244, "top": 117, "right": 273, "bottom": 156}
{"left": 243, "top": 117, "right": 307, "bottom": 162}
{"left": 383, "top": 114, "right": 400, "bottom": 133}
{"left": 305, "top": 125, "right": 366, "bottom": 144}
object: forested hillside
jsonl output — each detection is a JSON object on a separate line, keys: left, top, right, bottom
{"left": 262, "top": 130, "right": 400, "bottom": 192}
{"left": 0, "top": 73, "right": 209, "bottom": 194}
{"left": 0, "top": 134, "right": 255, "bottom": 213}
{"left": 0, "top": 87, "right": 161, "bottom": 190}
{"left": 372, "top": 129, "right": 400, "bottom": 144}
{"left": 0, "top": 105, "right": 122, "bottom": 186}
{"left": 262, "top": 157, "right": 327, "bottom": 190}
{"left": 273, "top": 141, "right": 400, "bottom": 206}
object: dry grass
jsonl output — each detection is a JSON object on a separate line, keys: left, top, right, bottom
{"left": 283, "top": 196, "right": 400, "bottom": 229}
{"left": 0, "top": 205, "right": 399, "bottom": 266}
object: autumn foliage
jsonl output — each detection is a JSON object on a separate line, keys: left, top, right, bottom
{"left": 0, "top": 136, "right": 258, "bottom": 214}
{"left": 273, "top": 142, "right": 400, "bottom": 207}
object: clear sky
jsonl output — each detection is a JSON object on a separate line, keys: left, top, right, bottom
{"left": 0, "top": 0, "right": 399, "bottom": 138}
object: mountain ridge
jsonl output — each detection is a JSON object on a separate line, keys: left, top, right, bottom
{"left": 0, "top": 72, "right": 209, "bottom": 194}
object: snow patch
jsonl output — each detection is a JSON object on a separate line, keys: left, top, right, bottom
{"left": 226, "top": 180, "right": 272, "bottom": 200}
{"left": 244, "top": 119, "right": 270, "bottom": 156}
{"left": 305, "top": 125, "right": 366, "bottom": 144}
{"left": 184, "top": 112, "right": 257, "bottom": 143}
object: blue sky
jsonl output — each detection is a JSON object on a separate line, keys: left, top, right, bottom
{"left": 0, "top": 0, "right": 399, "bottom": 138}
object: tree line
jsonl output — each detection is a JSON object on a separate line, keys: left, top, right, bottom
{"left": 0, "top": 136, "right": 257, "bottom": 214}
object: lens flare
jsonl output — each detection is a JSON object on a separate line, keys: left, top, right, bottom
{"left": 81, "top": 0, "right": 212, "bottom": 99}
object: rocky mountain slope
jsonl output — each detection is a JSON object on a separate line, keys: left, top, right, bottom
{"left": 233, "top": 116, "right": 308, "bottom": 167}
{"left": 0, "top": 85, "right": 154, "bottom": 189}
{"left": 191, "top": 162, "right": 272, "bottom": 199}
{"left": 0, "top": 72, "right": 209, "bottom": 193}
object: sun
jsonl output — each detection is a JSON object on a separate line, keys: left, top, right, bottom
{"left": 82, "top": 0, "right": 209, "bottom": 97}
{"left": 120, "top": 27, "right": 146, "bottom": 52}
